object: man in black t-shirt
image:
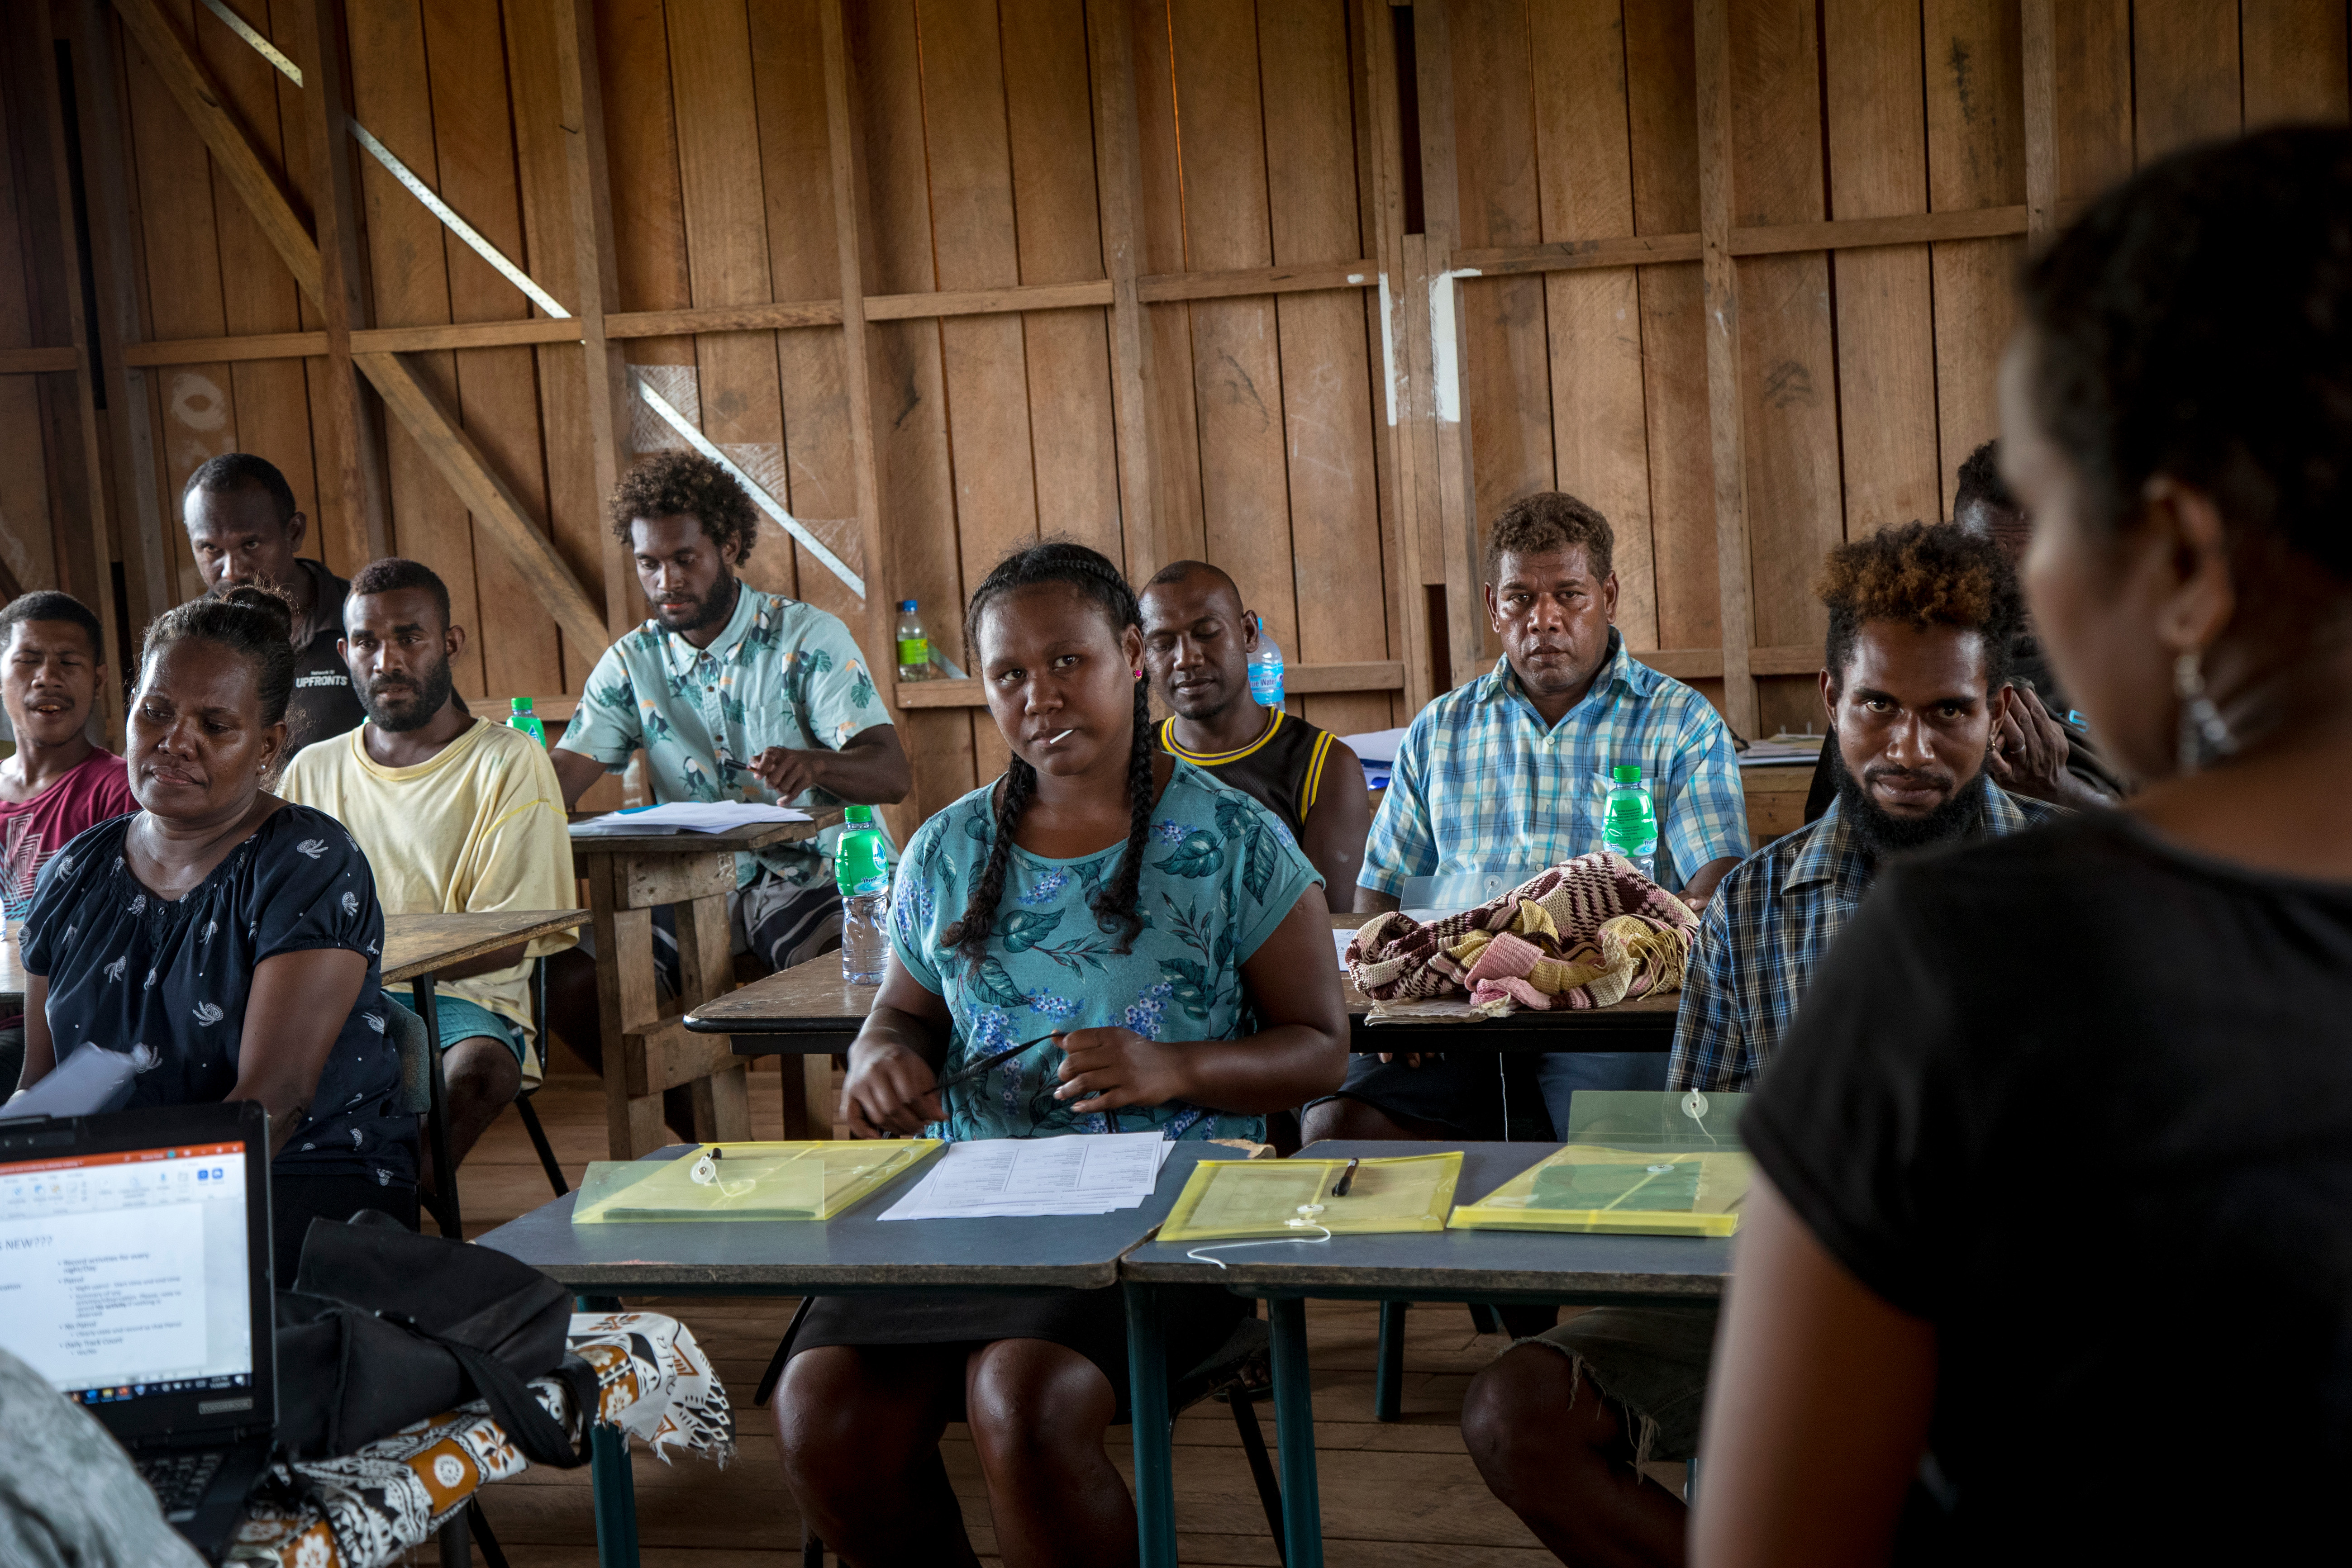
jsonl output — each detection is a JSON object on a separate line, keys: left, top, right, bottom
{"left": 1460, "top": 523, "right": 2064, "bottom": 1567}
{"left": 180, "top": 453, "right": 367, "bottom": 760}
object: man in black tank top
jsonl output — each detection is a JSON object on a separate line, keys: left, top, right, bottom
{"left": 1140, "top": 562, "right": 1373, "bottom": 912}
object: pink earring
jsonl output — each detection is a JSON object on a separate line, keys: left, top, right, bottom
{"left": 1133, "top": 669, "right": 1144, "bottom": 679}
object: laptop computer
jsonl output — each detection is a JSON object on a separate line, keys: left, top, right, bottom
{"left": 0, "top": 1100, "right": 275, "bottom": 1564}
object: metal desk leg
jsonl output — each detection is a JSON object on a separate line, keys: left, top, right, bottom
{"left": 1124, "top": 1283, "right": 1178, "bottom": 1568}
{"left": 1374, "top": 1301, "right": 1407, "bottom": 1422}
{"left": 1267, "top": 1297, "right": 1324, "bottom": 1568}
{"left": 576, "top": 1296, "right": 638, "bottom": 1568}
{"left": 413, "top": 972, "right": 461, "bottom": 1237}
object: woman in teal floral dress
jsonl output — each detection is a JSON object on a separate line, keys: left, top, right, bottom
{"left": 773, "top": 542, "right": 1347, "bottom": 1568}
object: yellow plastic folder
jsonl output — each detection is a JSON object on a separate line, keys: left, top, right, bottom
{"left": 1449, "top": 1088, "right": 1753, "bottom": 1237}
{"left": 1157, "top": 1152, "right": 1462, "bottom": 1243}
{"left": 571, "top": 1140, "right": 940, "bottom": 1224}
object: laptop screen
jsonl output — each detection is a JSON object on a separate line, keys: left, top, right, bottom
{"left": 0, "top": 1138, "right": 257, "bottom": 1411}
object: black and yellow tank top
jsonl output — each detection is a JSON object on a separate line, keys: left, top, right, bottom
{"left": 1154, "top": 709, "right": 1338, "bottom": 839}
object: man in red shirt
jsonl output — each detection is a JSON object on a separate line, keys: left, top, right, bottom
{"left": 0, "top": 592, "right": 137, "bottom": 1092}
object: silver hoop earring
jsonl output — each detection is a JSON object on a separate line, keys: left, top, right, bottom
{"left": 2174, "top": 650, "right": 2238, "bottom": 774}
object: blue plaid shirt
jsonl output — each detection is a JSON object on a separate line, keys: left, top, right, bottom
{"left": 1667, "top": 775, "right": 2064, "bottom": 1093}
{"left": 1361, "top": 632, "right": 1749, "bottom": 897}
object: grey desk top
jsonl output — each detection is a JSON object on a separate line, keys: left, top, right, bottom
{"left": 475, "top": 1140, "right": 1243, "bottom": 1293}
{"left": 1119, "top": 1141, "right": 1732, "bottom": 1301}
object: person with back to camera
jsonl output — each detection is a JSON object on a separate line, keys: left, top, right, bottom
{"left": 1693, "top": 127, "right": 2352, "bottom": 1564}
{"left": 771, "top": 541, "right": 1347, "bottom": 1568}
{"left": 10, "top": 586, "right": 408, "bottom": 1283}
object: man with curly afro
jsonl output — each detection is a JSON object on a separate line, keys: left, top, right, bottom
{"left": 1457, "top": 519, "right": 2069, "bottom": 1568}
{"left": 550, "top": 451, "right": 909, "bottom": 1014}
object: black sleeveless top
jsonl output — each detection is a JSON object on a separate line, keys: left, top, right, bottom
{"left": 1154, "top": 709, "right": 1338, "bottom": 839}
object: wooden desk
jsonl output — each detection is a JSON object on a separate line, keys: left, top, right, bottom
{"left": 691, "top": 911, "right": 1681, "bottom": 1056}
{"left": 1121, "top": 1140, "right": 1731, "bottom": 1568}
{"left": 1743, "top": 760, "right": 1818, "bottom": 844}
{"left": 380, "top": 909, "right": 587, "bottom": 1236}
{"left": 569, "top": 813, "right": 840, "bottom": 1159}
{"left": 381, "top": 909, "right": 587, "bottom": 984}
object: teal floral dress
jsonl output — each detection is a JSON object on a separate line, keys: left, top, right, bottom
{"left": 890, "top": 761, "right": 1322, "bottom": 1142}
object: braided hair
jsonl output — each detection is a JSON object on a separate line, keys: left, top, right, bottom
{"left": 943, "top": 541, "right": 1153, "bottom": 969}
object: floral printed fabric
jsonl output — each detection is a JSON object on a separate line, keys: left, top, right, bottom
{"left": 230, "top": 1312, "right": 734, "bottom": 1568}
{"left": 890, "top": 760, "right": 1321, "bottom": 1143}
{"left": 563, "top": 584, "right": 896, "bottom": 889}
{"left": 21, "top": 805, "right": 407, "bottom": 1186}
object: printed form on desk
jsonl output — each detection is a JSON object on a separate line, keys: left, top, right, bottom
{"left": 571, "top": 801, "right": 814, "bottom": 835}
{"left": 879, "top": 1132, "right": 1176, "bottom": 1220}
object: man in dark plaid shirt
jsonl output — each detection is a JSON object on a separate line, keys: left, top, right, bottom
{"left": 1464, "top": 518, "right": 2074, "bottom": 1567}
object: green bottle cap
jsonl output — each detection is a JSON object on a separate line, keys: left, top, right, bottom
{"left": 845, "top": 804, "right": 875, "bottom": 825}
{"left": 510, "top": 697, "right": 533, "bottom": 713}
{"left": 1612, "top": 764, "right": 1641, "bottom": 783}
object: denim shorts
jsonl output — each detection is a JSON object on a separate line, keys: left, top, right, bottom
{"left": 383, "top": 986, "right": 528, "bottom": 1073}
{"left": 1523, "top": 1305, "right": 1719, "bottom": 1463}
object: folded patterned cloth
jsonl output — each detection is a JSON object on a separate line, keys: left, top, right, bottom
{"left": 1346, "top": 853, "right": 1698, "bottom": 1015}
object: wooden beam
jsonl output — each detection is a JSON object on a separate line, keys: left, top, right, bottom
{"left": 1135, "top": 259, "right": 1374, "bottom": 303}
{"left": 120, "top": 331, "right": 327, "bottom": 366}
{"left": 353, "top": 318, "right": 582, "bottom": 354}
{"left": 352, "top": 351, "right": 607, "bottom": 654}
{"left": 1731, "top": 206, "right": 2028, "bottom": 257}
{"left": 820, "top": 0, "right": 893, "bottom": 727}
{"left": 605, "top": 300, "right": 843, "bottom": 337}
{"left": 1637, "top": 644, "right": 1822, "bottom": 681}
{"left": 109, "top": 0, "right": 321, "bottom": 306}
{"left": 29, "top": 0, "right": 125, "bottom": 736}
{"left": 1085, "top": 0, "right": 1160, "bottom": 579}
{"left": 0, "top": 348, "right": 81, "bottom": 374}
{"left": 553, "top": 0, "right": 636, "bottom": 642}
{"left": 1361, "top": 0, "right": 1433, "bottom": 713}
{"left": 1695, "top": 0, "right": 1758, "bottom": 739}
{"left": 71, "top": 0, "right": 171, "bottom": 630}
{"left": 1411, "top": 0, "right": 1485, "bottom": 691}
{"left": 863, "top": 279, "right": 1112, "bottom": 319}
{"left": 2022, "top": 0, "right": 2058, "bottom": 243}
{"left": 300, "top": 0, "right": 390, "bottom": 562}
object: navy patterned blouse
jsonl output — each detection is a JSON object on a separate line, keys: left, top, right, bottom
{"left": 22, "top": 803, "right": 412, "bottom": 1188}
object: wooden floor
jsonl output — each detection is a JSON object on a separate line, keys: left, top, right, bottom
{"left": 456, "top": 1061, "right": 1666, "bottom": 1566}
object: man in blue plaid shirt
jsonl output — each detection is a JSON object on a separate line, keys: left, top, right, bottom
{"left": 1305, "top": 492, "right": 1750, "bottom": 1147}
{"left": 1462, "top": 518, "right": 2070, "bottom": 1567}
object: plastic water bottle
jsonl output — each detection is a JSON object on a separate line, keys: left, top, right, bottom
{"left": 507, "top": 697, "right": 547, "bottom": 746}
{"left": 896, "top": 600, "right": 930, "bottom": 682}
{"left": 1600, "top": 765, "right": 1658, "bottom": 882}
{"left": 836, "top": 805, "right": 892, "bottom": 984}
{"left": 1247, "top": 623, "right": 1286, "bottom": 706}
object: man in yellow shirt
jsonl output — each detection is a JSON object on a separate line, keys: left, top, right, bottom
{"left": 280, "top": 559, "right": 577, "bottom": 1190}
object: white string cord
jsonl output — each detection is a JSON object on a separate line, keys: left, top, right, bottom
{"left": 1184, "top": 1226, "right": 1333, "bottom": 1269}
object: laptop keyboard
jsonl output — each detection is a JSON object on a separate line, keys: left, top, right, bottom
{"left": 137, "top": 1450, "right": 225, "bottom": 1521}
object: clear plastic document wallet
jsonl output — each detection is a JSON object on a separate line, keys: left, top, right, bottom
{"left": 1449, "top": 1090, "right": 1751, "bottom": 1237}
{"left": 1157, "top": 1151, "right": 1462, "bottom": 1242}
{"left": 571, "top": 1140, "right": 941, "bottom": 1224}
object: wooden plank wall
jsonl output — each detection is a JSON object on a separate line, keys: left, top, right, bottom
{"left": 0, "top": 0, "right": 2346, "bottom": 818}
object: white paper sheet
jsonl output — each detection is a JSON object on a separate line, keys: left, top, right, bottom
{"left": 571, "top": 801, "right": 815, "bottom": 835}
{"left": 1332, "top": 928, "right": 1357, "bottom": 968}
{"left": 1342, "top": 726, "right": 1409, "bottom": 765}
{"left": 879, "top": 1133, "right": 1173, "bottom": 1221}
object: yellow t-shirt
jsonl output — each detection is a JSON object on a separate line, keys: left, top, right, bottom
{"left": 281, "top": 719, "right": 577, "bottom": 1076}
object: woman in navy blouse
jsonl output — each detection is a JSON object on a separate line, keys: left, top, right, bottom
{"left": 13, "top": 586, "right": 408, "bottom": 1280}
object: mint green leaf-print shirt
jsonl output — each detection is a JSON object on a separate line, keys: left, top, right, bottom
{"left": 890, "top": 761, "right": 1322, "bottom": 1143}
{"left": 565, "top": 586, "right": 894, "bottom": 889}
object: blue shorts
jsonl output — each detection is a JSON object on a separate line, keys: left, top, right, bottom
{"left": 384, "top": 987, "right": 528, "bottom": 1070}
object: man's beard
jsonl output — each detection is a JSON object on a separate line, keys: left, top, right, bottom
{"left": 1825, "top": 739, "right": 1984, "bottom": 860}
{"left": 364, "top": 656, "right": 456, "bottom": 733}
{"left": 654, "top": 573, "right": 738, "bottom": 634}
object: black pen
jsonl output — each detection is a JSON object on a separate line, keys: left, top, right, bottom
{"left": 933, "top": 1032, "right": 1061, "bottom": 1094}
{"left": 1331, "top": 1158, "right": 1361, "bottom": 1197}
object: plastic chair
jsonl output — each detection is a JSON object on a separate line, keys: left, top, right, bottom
{"left": 382, "top": 995, "right": 461, "bottom": 1238}
{"left": 765, "top": 1304, "right": 1290, "bottom": 1567}
{"left": 514, "top": 957, "right": 568, "bottom": 1198}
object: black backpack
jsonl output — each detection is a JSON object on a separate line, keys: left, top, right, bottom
{"left": 272, "top": 1210, "right": 598, "bottom": 1466}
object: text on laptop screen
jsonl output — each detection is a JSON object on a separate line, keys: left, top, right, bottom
{"left": 0, "top": 1142, "right": 254, "bottom": 1406}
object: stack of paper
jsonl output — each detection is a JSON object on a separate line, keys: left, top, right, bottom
{"left": 571, "top": 801, "right": 815, "bottom": 835}
{"left": 878, "top": 1132, "right": 1175, "bottom": 1221}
